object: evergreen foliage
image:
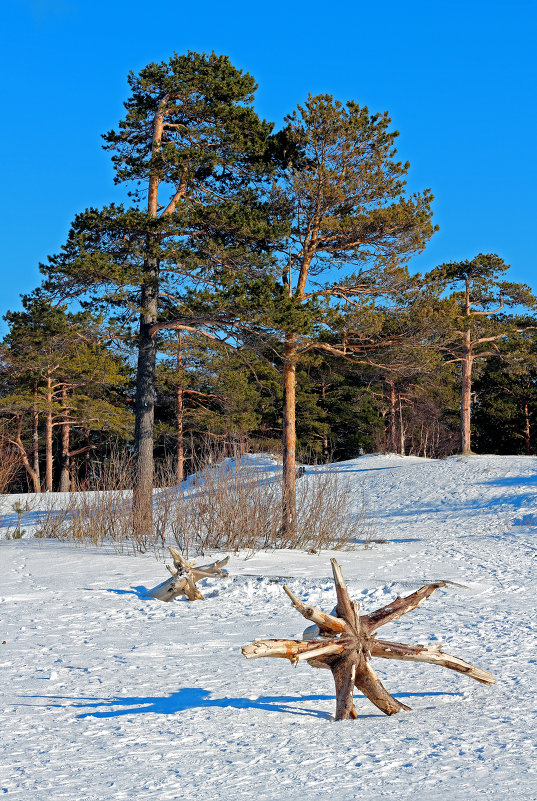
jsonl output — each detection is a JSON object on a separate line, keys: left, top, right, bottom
{"left": 1, "top": 53, "right": 536, "bottom": 501}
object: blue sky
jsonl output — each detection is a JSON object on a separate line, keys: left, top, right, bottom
{"left": 2, "top": 0, "right": 536, "bottom": 326}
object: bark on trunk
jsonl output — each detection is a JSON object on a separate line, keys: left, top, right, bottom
{"left": 460, "top": 280, "right": 473, "bottom": 455}
{"left": 133, "top": 262, "right": 159, "bottom": 539}
{"left": 398, "top": 392, "right": 405, "bottom": 456}
{"left": 523, "top": 401, "right": 531, "bottom": 456}
{"left": 45, "top": 374, "right": 53, "bottom": 492}
{"left": 388, "top": 380, "right": 397, "bottom": 453}
{"left": 32, "top": 382, "right": 41, "bottom": 492}
{"left": 59, "top": 384, "right": 70, "bottom": 493}
{"left": 321, "top": 382, "right": 330, "bottom": 463}
{"left": 282, "top": 332, "right": 297, "bottom": 537}
{"left": 461, "top": 342, "right": 473, "bottom": 454}
{"left": 176, "top": 333, "right": 184, "bottom": 483}
{"left": 14, "top": 416, "right": 41, "bottom": 493}
{"left": 132, "top": 96, "right": 171, "bottom": 540}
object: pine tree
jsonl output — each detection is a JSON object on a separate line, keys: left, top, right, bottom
{"left": 425, "top": 254, "right": 536, "bottom": 454}
{"left": 473, "top": 328, "right": 537, "bottom": 455}
{"left": 262, "top": 94, "right": 436, "bottom": 532}
{"left": 0, "top": 294, "right": 130, "bottom": 491}
{"left": 43, "top": 52, "right": 278, "bottom": 531}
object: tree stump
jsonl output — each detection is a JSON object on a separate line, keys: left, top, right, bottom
{"left": 147, "top": 546, "right": 229, "bottom": 602}
{"left": 242, "top": 558, "right": 495, "bottom": 720}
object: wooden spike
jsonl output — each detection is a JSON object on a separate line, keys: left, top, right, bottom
{"left": 168, "top": 546, "right": 191, "bottom": 573}
{"left": 283, "top": 585, "right": 348, "bottom": 633}
{"left": 370, "top": 639, "right": 496, "bottom": 685}
{"left": 363, "top": 582, "right": 447, "bottom": 634}
{"left": 242, "top": 638, "right": 346, "bottom": 662}
{"left": 354, "top": 655, "right": 410, "bottom": 715}
{"left": 330, "top": 559, "right": 355, "bottom": 624}
{"left": 295, "top": 642, "right": 348, "bottom": 662}
{"left": 332, "top": 653, "right": 358, "bottom": 721}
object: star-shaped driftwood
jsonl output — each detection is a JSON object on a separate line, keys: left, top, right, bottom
{"left": 147, "top": 546, "right": 229, "bottom": 602}
{"left": 242, "top": 559, "right": 495, "bottom": 720}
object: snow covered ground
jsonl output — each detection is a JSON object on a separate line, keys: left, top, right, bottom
{"left": 1, "top": 453, "right": 537, "bottom": 800}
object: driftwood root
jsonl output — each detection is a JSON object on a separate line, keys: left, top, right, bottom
{"left": 242, "top": 559, "right": 495, "bottom": 720}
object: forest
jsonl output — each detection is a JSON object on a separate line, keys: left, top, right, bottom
{"left": 1, "top": 51, "right": 536, "bottom": 515}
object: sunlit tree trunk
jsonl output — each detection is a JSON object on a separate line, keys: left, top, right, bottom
{"left": 282, "top": 332, "right": 297, "bottom": 536}
{"left": 398, "top": 393, "right": 405, "bottom": 456}
{"left": 133, "top": 262, "right": 158, "bottom": 535}
{"left": 388, "top": 381, "right": 397, "bottom": 453}
{"left": 45, "top": 373, "right": 53, "bottom": 492}
{"left": 132, "top": 99, "right": 166, "bottom": 538}
{"left": 12, "top": 416, "right": 40, "bottom": 493}
{"left": 460, "top": 329, "right": 473, "bottom": 455}
{"left": 176, "top": 332, "right": 184, "bottom": 483}
{"left": 59, "top": 384, "right": 70, "bottom": 492}
{"left": 32, "top": 381, "right": 41, "bottom": 492}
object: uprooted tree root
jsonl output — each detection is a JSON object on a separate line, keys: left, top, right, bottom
{"left": 242, "top": 559, "right": 495, "bottom": 720}
{"left": 147, "top": 546, "right": 229, "bottom": 601}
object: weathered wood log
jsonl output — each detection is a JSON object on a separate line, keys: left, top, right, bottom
{"left": 354, "top": 655, "right": 410, "bottom": 715}
{"left": 147, "top": 547, "right": 229, "bottom": 602}
{"left": 146, "top": 575, "right": 192, "bottom": 602}
{"left": 370, "top": 639, "right": 496, "bottom": 685}
{"left": 283, "top": 585, "right": 347, "bottom": 633}
{"left": 242, "top": 637, "right": 349, "bottom": 662}
{"left": 242, "top": 560, "right": 496, "bottom": 721}
{"left": 362, "top": 581, "right": 447, "bottom": 634}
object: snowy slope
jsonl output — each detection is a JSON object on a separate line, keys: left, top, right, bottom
{"left": 1, "top": 454, "right": 537, "bottom": 800}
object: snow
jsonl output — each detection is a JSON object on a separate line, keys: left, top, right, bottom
{"left": 1, "top": 453, "right": 537, "bottom": 799}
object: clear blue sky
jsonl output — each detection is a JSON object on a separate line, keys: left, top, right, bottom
{"left": 2, "top": 0, "right": 536, "bottom": 327}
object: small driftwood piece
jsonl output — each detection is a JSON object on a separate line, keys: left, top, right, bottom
{"left": 242, "top": 559, "right": 495, "bottom": 720}
{"left": 147, "top": 546, "right": 229, "bottom": 602}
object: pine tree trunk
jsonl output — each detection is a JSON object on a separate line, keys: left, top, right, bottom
{"left": 282, "top": 332, "right": 297, "bottom": 537}
{"left": 14, "top": 416, "right": 40, "bottom": 493}
{"left": 132, "top": 98, "right": 167, "bottom": 539}
{"left": 460, "top": 281, "right": 473, "bottom": 455}
{"left": 32, "top": 381, "right": 41, "bottom": 492}
{"left": 176, "top": 333, "right": 184, "bottom": 483}
{"left": 59, "top": 384, "right": 70, "bottom": 493}
{"left": 461, "top": 338, "right": 473, "bottom": 454}
{"left": 321, "top": 382, "right": 329, "bottom": 463}
{"left": 45, "top": 374, "right": 53, "bottom": 492}
{"left": 388, "top": 381, "right": 397, "bottom": 453}
{"left": 523, "top": 401, "right": 531, "bottom": 455}
{"left": 133, "top": 258, "right": 159, "bottom": 538}
{"left": 398, "top": 393, "right": 405, "bottom": 456}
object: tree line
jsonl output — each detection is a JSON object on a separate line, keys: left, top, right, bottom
{"left": 1, "top": 51, "right": 536, "bottom": 537}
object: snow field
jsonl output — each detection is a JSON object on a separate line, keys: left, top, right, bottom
{"left": 1, "top": 454, "right": 537, "bottom": 800}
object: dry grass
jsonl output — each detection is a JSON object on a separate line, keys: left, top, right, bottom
{"left": 32, "top": 447, "right": 368, "bottom": 555}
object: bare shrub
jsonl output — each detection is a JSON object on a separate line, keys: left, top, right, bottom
{"left": 34, "top": 446, "right": 368, "bottom": 556}
{"left": 167, "top": 460, "right": 281, "bottom": 555}
{"left": 167, "top": 459, "right": 366, "bottom": 555}
{"left": 33, "top": 497, "right": 75, "bottom": 541}
{"left": 293, "top": 469, "right": 361, "bottom": 551}
{"left": 35, "top": 451, "right": 156, "bottom": 554}
{"left": 0, "top": 441, "right": 23, "bottom": 494}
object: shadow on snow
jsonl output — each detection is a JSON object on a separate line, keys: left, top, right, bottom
{"left": 20, "top": 687, "right": 463, "bottom": 721}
